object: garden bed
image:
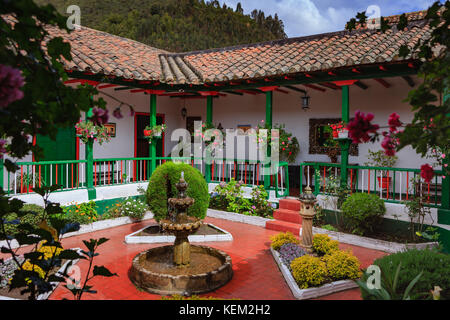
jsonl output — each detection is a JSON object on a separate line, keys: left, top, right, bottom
{"left": 125, "top": 222, "right": 233, "bottom": 244}
{"left": 270, "top": 247, "right": 358, "bottom": 300}
{"left": 311, "top": 226, "right": 439, "bottom": 253}
{"left": 0, "top": 248, "right": 81, "bottom": 300}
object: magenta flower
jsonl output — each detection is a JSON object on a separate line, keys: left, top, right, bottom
{"left": 113, "top": 107, "right": 123, "bottom": 119}
{"left": 381, "top": 133, "right": 397, "bottom": 156}
{"left": 0, "top": 139, "right": 7, "bottom": 158}
{"left": 347, "top": 110, "right": 380, "bottom": 144}
{"left": 388, "top": 113, "right": 402, "bottom": 133}
{"left": 91, "top": 108, "right": 109, "bottom": 126}
{"left": 0, "top": 65, "right": 25, "bottom": 107}
{"left": 420, "top": 164, "right": 434, "bottom": 183}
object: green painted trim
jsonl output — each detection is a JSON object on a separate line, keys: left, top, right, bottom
{"left": 0, "top": 159, "right": 3, "bottom": 192}
{"left": 340, "top": 86, "right": 350, "bottom": 188}
{"left": 342, "top": 85, "right": 350, "bottom": 123}
{"left": 205, "top": 96, "right": 213, "bottom": 183}
{"left": 264, "top": 91, "right": 273, "bottom": 190}
{"left": 85, "top": 108, "right": 96, "bottom": 200}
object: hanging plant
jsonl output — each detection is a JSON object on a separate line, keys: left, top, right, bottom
{"left": 329, "top": 121, "right": 348, "bottom": 138}
{"left": 193, "top": 122, "right": 225, "bottom": 150}
{"left": 255, "top": 121, "right": 300, "bottom": 164}
{"left": 144, "top": 124, "right": 166, "bottom": 143}
{"left": 75, "top": 121, "right": 111, "bottom": 145}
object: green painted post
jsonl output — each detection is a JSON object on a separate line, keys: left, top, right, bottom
{"left": 264, "top": 91, "right": 273, "bottom": 190}
{"left": 438, "top": 82, "right": 450, "bottom": 225}
{"left": 340, "top": 85, "right": 350, "bottom": 188}
{"left": 149, "top": 94, "right": 157, "bottom": 177}
{"left": 205, "top": 96, "right": 213, "bottom": 183}
{"left": 0, "top": 159, "right": 3, "bottom": 192}
{"left": 85, "top": 108, "right": 96, "bottom": 200}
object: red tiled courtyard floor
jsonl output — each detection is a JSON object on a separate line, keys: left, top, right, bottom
{"left": 5, "top": 217, "right": 387, "bottom": 300}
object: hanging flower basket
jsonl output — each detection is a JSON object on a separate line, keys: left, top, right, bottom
{"left": 144, "top": 124, "right": 166, "bottom": 143}
{"left": 330, "top": 122, "right": 348, "bottom": 139}
{"left": 75, "top": 121, "right": 111, "bottom": 145}
{"left": 338, "top": 129, "right": 349, "bottom": 139}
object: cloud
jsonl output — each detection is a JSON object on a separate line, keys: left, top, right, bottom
{"left": 219, "top": 0, "right": 439, "bottom": 37}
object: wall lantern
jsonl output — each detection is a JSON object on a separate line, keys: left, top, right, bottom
{"left": 301, "top": 92, "right": 310, "bottom": 111}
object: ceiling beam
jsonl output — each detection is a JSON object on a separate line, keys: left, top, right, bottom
{"left": 223, "top": 90, "right": 244, "bottom": 96}
{"left": 318, "top": 82, "right": 341, "bottom": 90}
{"left": 275, "top": 88, "right": 289, "bottom": 94}
{"left": 402, "top": 76, "right": 415, "bottom": 87}
{"left": 114, "top": 86, "right": 134, "bottom": 91}
{"left": 354, "top": 81, "right": 369, "bottom": 90}
{"left": 283, "top": 85, "right": 306, "bottom": 94}
{"left": 303, "top": 84, "right": 326, "bottom": 92}
{"left": 374, "top": 78, "right": 391, "bottom": 88}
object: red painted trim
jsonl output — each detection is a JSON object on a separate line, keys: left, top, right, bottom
{"left": 258, "top": 86, "right": 279, "bottom": 92}
{"left": 333, "top": 80, "right": 358, "bottom": 86}
{"left": 98, "top": 84, "right": 119, "bottom": 89}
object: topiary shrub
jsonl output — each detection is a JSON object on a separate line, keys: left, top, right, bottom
{"left": 323, "top": 249, "right": 362, "bottom": 281}
{"left": 312, "top": 234, "right": 339, "bottom": 256}
{"left": 290, "top": 255, "right": 328, "bottom": 289}
{"left": 270, "top": 232, "right": 299, "bottom": 250}
{"left": 146, "top": 162, "right": 209, "bottom": 222}
{"left": 341, "top": 193, "right": 386, "bottom": 236}
{"left": 360, "top": 249, "right": 450, "bottom": 300}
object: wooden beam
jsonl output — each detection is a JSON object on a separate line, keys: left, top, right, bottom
{"left": 354, "top": 81, "right": 369, "bottom": 90}
{"left": 258, "top": 86, "right": 279, "bottom": 92}
{"left": 98, "top": 84, "right": 119, "bottom": 89}
{"left": 374, "top": 78, "right": 391, "bottom": 88}
{"left": 275, "top": 88, "right": 289, "bottom": 94}
{"left": 283, "top": 85, "right": 306, "bottom": 94}
{"left": 303, "top": 84, "right": 326, "bottom": 92}
{"left": 114, "top": 86, "right": 134, "bottom": 91}
{"left": 235, "top": 89, "right": 258, "bottom": 95}
{"left": 223, "top": 90, "right": 244, "bottom": 96}
{"left": 402, "top": 76, "right": 415, "bottom": 87}
{"left": 318, "top": 82, "right": 341, "bottom": 90}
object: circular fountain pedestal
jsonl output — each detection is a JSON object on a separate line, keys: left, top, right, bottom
{"left": 129, "top": 245, "right": 233, "bottom": 295}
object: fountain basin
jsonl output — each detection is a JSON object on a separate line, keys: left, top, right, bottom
{"left": 129, "top": 245, "right": 233, "bottom": 295}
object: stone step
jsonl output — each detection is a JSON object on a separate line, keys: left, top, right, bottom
{"left": 278, "top": 198, "right": 301, "bottom": 212}
{"left": 273, "top": 208, "right": 302, "bottom": 224}
{"left": 266, "top": 220, "right": 301, "bottom": 235}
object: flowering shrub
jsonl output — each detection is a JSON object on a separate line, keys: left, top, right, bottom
{"left": 22, "top": 242, "right": 64, "bottom": 280}
{"left": 323, "top": 249, "right": 362, "bottom": 281}
{"left": 312, "top": 234, "right": 339, "bottom": 256}
{"left": 144, "top": 124, "right": 167, "bottom": 143}
{"left": 290, "top": 255, "right": 328, "bottom": 289}
{"left": 116, "top": 198, "right": 148, "bottom": 220}
{"left": 60, "top": 201, "right": 99, "bottom": 225}
{"left": 270, "top": 232, "right": 299, "bottom": 250}
{"left": 279, "top": 243, "right": 306, "bottom": 271}
{"left": 347, "top": 111, "right": 380, "bottom": 144}
{"left": 0, "top": 64, "right": 25, "bottom": 108}
{"left": 75, "top": 121, "right": 111, "bottom": 145}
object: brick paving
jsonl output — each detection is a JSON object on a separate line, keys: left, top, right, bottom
{"left": 3, "top": 217, "right": 387, "bottom": 300}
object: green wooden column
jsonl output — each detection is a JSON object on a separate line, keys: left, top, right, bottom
{"left": 205, "top": 96, "right": 213, "bottom": 183}
{"left": 0, "top": 158, "right": 4, "bottom": 192}
{"left": 85, "top": 108, "right": 96, "bottom": 200}
{"left": 149, "top": 94, "right": 157, "bottom": 176}
{"left": 339, "top": 85, "right": 351, "bottom": 188}
{"left": 438, "top": 82, "right": 450, "bottom": 224}
{"left": 264, "top": 91, "right": 273, "bottom": 190}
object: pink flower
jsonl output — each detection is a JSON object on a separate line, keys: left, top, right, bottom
{"left": 0, "top": 139, "right": 7, "bottom": 158}
{"left": 347, "top": 110, "right": 380, "bottom": 144}
{"left": 388, "top": 113, "right": 402, "bottom": 133}
{"left": 0, "top": 65, "right": 25, "bottom": 107}
{"left": 91, "top": 108, "right": 109, "bottom": 126}
{"left": 381, "top": 133, "right": 397, "bottom": 156}
{"left": 420, "top": 164, "right": 434, "bottom": 183}
{"left": 113, "top": 107, "right": 123, "bottom": 119}
{"left": 442, "top": 154, "right": 446, "bottom": 159}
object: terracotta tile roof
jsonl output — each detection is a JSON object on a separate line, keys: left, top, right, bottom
{"left": 2, "top": 10, "right": 439, "bottom": 85}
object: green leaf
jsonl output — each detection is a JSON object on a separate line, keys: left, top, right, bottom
{"left": 93, "top": 265, "right": 117, "bottom": 277}
{"left": 402, "top": 271, "right": 423, "bottom": 300}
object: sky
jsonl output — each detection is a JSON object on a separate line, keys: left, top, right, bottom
{"left": 218, "top": 0, "right": 441, "bottom": 37}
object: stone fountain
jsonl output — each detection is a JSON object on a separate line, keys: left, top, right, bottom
{"left": 129, "top": 173, "right": 233, "bottom": 295}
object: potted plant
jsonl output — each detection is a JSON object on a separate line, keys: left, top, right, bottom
{"left": 329, "top": 121, "right": 347, "bottom": 139}
{"left": 75, "top": 121, "right": 111, "bottom": 145}
{"left": 144, "top": 124, "right": 166, "bottom": 143}
{"left": 364, "top": 150, "right": 398, "bottom": 189}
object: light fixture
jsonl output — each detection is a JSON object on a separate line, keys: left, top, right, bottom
{"left": 301, "top": 92, "right": 310, "bottom": 111}
{"left": 181, "top": 100, "right": 187, "bottom": 119}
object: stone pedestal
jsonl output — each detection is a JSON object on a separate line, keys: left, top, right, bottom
{"left": 174, "top": 231, "right": 191, "bottom": 266}
{"left": 298, "top": 186, "right": 317, "bottom": 253}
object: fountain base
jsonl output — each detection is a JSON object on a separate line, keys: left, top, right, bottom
{"left": 129, "top": 245, "right": 233, "bottom": 295}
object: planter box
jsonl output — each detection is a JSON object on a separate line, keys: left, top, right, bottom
{"left": 0, "top": 248, "right": 82, "bottom": 300}
{"left": 207, "top": 208, "right": 272, "bottom": 227}
{"left": 125, "top": 223, "right": 233, "bottom": 244}
{"left": 311, "top": 226, "right": 439, "bottom": 253}
{"left": 270, "top": 247, "right": 358, "bottom": 300}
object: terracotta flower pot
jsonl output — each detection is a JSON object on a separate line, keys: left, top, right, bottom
{"left": 377, "top": 176, "right": 392, "bottom": 189}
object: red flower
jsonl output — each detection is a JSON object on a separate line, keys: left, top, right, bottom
{"left": 388, "top": 113, "right": 402, "bottom": 133}
{"left": 347, "top": 110, "right": 380, "bottom": 144}
{"left": 0, "top": 65, "right": 25, "bottom": 107}
{"left": 420, "top": 164, "right": 434, "bottom": 183}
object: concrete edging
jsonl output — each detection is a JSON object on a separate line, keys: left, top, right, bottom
{"left": 207, "top": 208, "right": 272, "bottom": 227}
{"left": 311, "top": 227, "right": 439, "bottom": 253}
{"left": 270, "top": 247, "right": 358, "bottom": 300}
{"left": 125, "top": 223, "right": 233, "bottom": 244}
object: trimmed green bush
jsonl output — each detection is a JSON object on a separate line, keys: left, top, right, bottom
{"left": 360, "top": 249, "right": 450, "bottom": 300}
{"left": 146, "top": 162, "right": 209, "bottom": 222}
{"left": 341, "top": 192, "right": 386, "bottom": 236}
